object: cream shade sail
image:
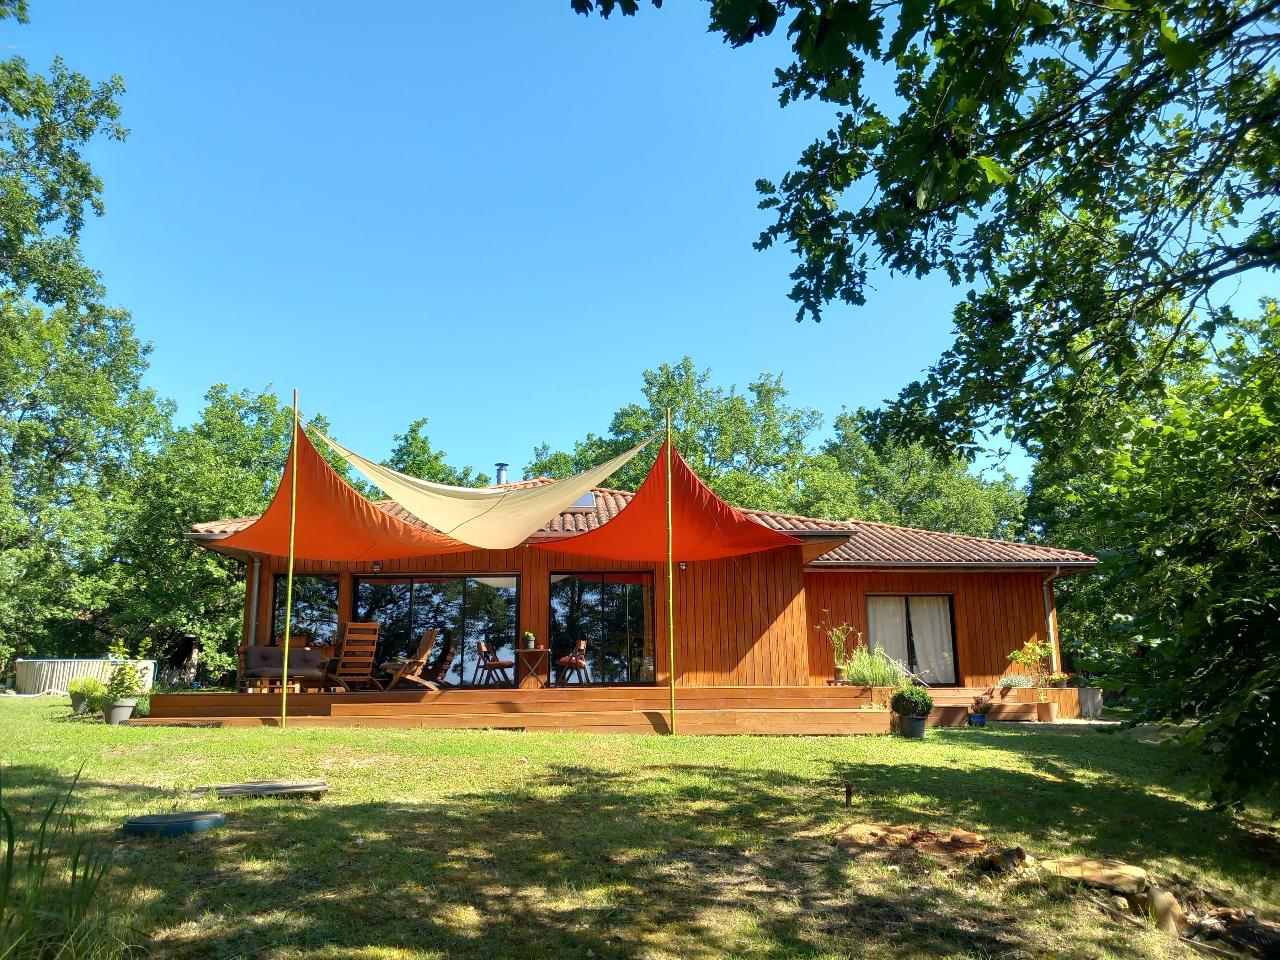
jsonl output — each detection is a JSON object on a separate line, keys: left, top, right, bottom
{"left": 318, "top": 433, "right": 651, "bottom": 550}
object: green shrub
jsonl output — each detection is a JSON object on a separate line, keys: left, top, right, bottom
{"left": 198, "top": 645, "right": 237, "bottom": 686}
{"left": 105, "top": 663, "right": 143, "bottom": 703}
{"left": 0, "top": 773, "right": 139, "bottom": 958}
{"left": 66, "top": 676, "right": 107, "bottom": 700}
{"left": 890, "top": 685, "right": 934, "bottom": 717}
{"left": 843, "top": 642, "right": 907, "bottom": 686}
{"left": 997, "top": 673, "right": 1034, "bottom": 688}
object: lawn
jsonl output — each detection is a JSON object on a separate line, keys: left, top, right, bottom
{"left": 2, "top": 698, "right": 1277, "bottom": 960}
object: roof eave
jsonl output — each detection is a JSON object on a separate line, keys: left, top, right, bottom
{"left": 805, "top": 560, "right": 1097, "bottom": 573}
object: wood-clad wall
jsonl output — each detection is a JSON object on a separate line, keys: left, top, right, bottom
{"left": 803, "top": 569, "right": 1056, "bottom": 687}
{"left": 245, "top": 544, "right": 812, "bottom": 687}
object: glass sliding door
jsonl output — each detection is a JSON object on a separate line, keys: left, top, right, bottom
{"left": 353, "top": 578, "right": 414, "bottom": 659}
{"left": 353, "top": 575, "right": 518, "bottom": 686}
{"left": 272, "top": 575, "right": 339, "bottom": 646}
{"left": 865, "top": 594, "right": 957, "bottom": 685}
{"left": 906, "top": 596, "right": 955, "bottom": 685}
{"left": 549, "top": 572, "right": 655, "bottom": 684}
{"left": 866, "top": 597, "right": 909, "bottom": 667}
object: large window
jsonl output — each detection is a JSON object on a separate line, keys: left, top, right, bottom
{"left": 271, "top": 575, "right": 340, "bottom": 647}
{"left": 549, "top": 573, "right": 655, "bottom": 684}
{"left": 866, "top": 595, "right": 957, "bottom": 685}
{"left": 353, "top": 575, "right": 518, "bottom": 686}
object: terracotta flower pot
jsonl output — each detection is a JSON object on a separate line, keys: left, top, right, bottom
{"left": 1035, "top": 701, "right": 1058, "bottom": 723}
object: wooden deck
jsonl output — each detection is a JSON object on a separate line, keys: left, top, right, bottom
{"left": 138, "top": 684, "right": 1097, "bottom": 734}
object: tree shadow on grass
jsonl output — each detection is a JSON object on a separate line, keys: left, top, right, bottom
{"left": 1, "top": 760, "right": 1197, "bottom": 960}
{"left": 833, "top": 729, "right": 1280, "bottom": 907}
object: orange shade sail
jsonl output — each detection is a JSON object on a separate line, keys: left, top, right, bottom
{"left": 537, "top": 442, "right": 802, "bottom": 561}
{"left": 217, "top": 424, "right": 472, "bottom": 561}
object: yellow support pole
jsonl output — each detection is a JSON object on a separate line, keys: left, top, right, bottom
{"left": 666, "top": 407, "right": 676, "bottom": 735}
{"left": 280, "top": 390, "right": 300, "bottom": 728}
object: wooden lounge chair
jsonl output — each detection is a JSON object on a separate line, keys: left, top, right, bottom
{"left": 470, "top": 641, "right": 514, "bottom": 687}
{"left": 422, "top": 630, "right": 458, "bottom": 687}
{"left": 381, "top": 628, "right": 440, "bottom": 691}
{"left": 556, "top": 638, "right": 591, "bottom": 685}
{"left": 325, "top": 622, "right": 384, "bottom": 691}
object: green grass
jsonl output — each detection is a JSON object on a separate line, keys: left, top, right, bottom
{"left": 2, "top": 698, "right": 1277, "bottom": 960}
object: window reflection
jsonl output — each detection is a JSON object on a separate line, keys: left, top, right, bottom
{"left": 549, "top": 573, "right": 654, "bottom": 684}
{"left": 353, "top": 575, "right": 518, "bottom": 686}
{"left": 271, "top": 575, "right": 339, "bottom": 646}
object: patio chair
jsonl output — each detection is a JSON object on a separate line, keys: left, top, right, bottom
{"left": 555, "top": 638, "right": 591, "bottom": 686}
{"left": 324, "top": 622, "right": 385, "bottom": 691}
{"left": 470, "top": 641, "right": 514, "bottom": 687}
{"left": 381, "top": 628, "right": 441, "bottom": 691}
{"left": 422, "top": 630, "right": 458, "bottom": 686}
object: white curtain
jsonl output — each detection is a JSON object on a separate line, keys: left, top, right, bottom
{"left": 866, "top": 597, "right": 909, "bottom": 668}
{"left": 908, "top": 596, "right": 955, "bottom": 684}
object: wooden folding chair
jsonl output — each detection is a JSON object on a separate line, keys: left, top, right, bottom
{"left": 422, "top": 630, "right": 458, "bottom": 687}
{"left": 470, "top": 641, "right": 514, "bottom": 687}
{"left": 381, "top": 628, "right": 440, "bottom": 691}
{"left": 556, "top": 638, "right": 591, "bottom": 685}
{"left": 325, "top": 622, "right": 384, "bottom": 691}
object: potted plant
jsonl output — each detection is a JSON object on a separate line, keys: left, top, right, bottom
{"left": 522, "top": 631, "right": 538, "bottom": 650}
{"left": 103, "top": 662, "right": 144, "bottom": 725}
{"left": 816, "top": 614, "right": 855, "bottom": 684}
{"left": 890, "top": 684, "right": 934, "bottom": 739}
{"left": 968, "top": 695, "right": 992, "bottom": 727}
{"left": 67, "top": 676, "right": 107, "bottom": 715}
{"left": 1047, "top": 671, "right": 1071, "bottom": 688}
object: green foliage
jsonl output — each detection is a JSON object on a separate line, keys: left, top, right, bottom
{"left": 816, "top": 615, "right": 856, "bottom": 670}
{"left": 843, "top": 641, "right": 906, "bottom": 687}
{"left": 385, "top": 418, "right": 491, "bottom": 486}
{"left": 576, "top": 0, "right": 1279, "bottom": 467}
{"left": 970, "top": 695, "right": 992, "bottom": 715}
{"left": 104, "top": 662, "right": 142, "bottom": 703}
{"left": 0, "top": 772, "right": 137, "bottom": 958}
{"left": 790, "top": 409, "right": 1025, "bottom": 537}
{"left": 1007, "top": 639, "right": 1053, "bottom": 688}
{"left": 1060, "top": 307, "right": 1280, "bottom": 803}
{"left": 65, "top": 676, "right": 106, "bottom": 700}
{"left": 526, "top": 357, "right": 821, "bottom": 510}
{"left": 996, "top": 674, "right": 1034, "bottom": 689}
{"left": 0, "top": 14, "right": 127, "bottom": 309}
{"left": 526, "top": 360, "right": 1024, "bottom": 539}
{"left": 0, "top": 298, "right": 164, "bottom": 661}
{"left": 197, "top": 646, "right": 237, "bottom": 686}
{"left": 890, "top": 684, "right": 934, "bottom": 718}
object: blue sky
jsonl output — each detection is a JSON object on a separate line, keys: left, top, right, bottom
{"left": 16, "top": 2, "right": 990, "bottom": 479}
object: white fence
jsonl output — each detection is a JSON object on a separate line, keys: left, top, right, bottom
{"left": 13, "top": 659, "right": 157, "bottom": 695}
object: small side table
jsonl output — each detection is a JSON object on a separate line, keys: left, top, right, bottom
{"left": 515, "top": 648, "right": 550, "bottom": 689}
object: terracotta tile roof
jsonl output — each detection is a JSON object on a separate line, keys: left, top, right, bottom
{"left": 814, "top": 518, "right": 1096, "bottom": 568}
{"left": 189, "top": 484, "right": 1095, "bottom": 568}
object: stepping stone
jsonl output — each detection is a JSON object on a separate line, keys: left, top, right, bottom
{"left": 189, "top": 779, "right": 328, "bottom": 799}
{"left": 123, "top": 812, "right": 225, "bottom": 837}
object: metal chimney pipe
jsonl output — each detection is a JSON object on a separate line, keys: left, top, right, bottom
{"left": 495, "top": 462, "right": 509, "bottom": 485}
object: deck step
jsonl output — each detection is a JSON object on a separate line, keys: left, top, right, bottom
{"left": 135, "top": 707, "right": 892, "bottom": 735}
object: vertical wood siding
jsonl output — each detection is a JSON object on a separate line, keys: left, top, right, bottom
{"left": 249, "top": 545, "right": 812, "bottom": 687}
{"left": 803, "top": 569, "right": 1055, "bottom": 687}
